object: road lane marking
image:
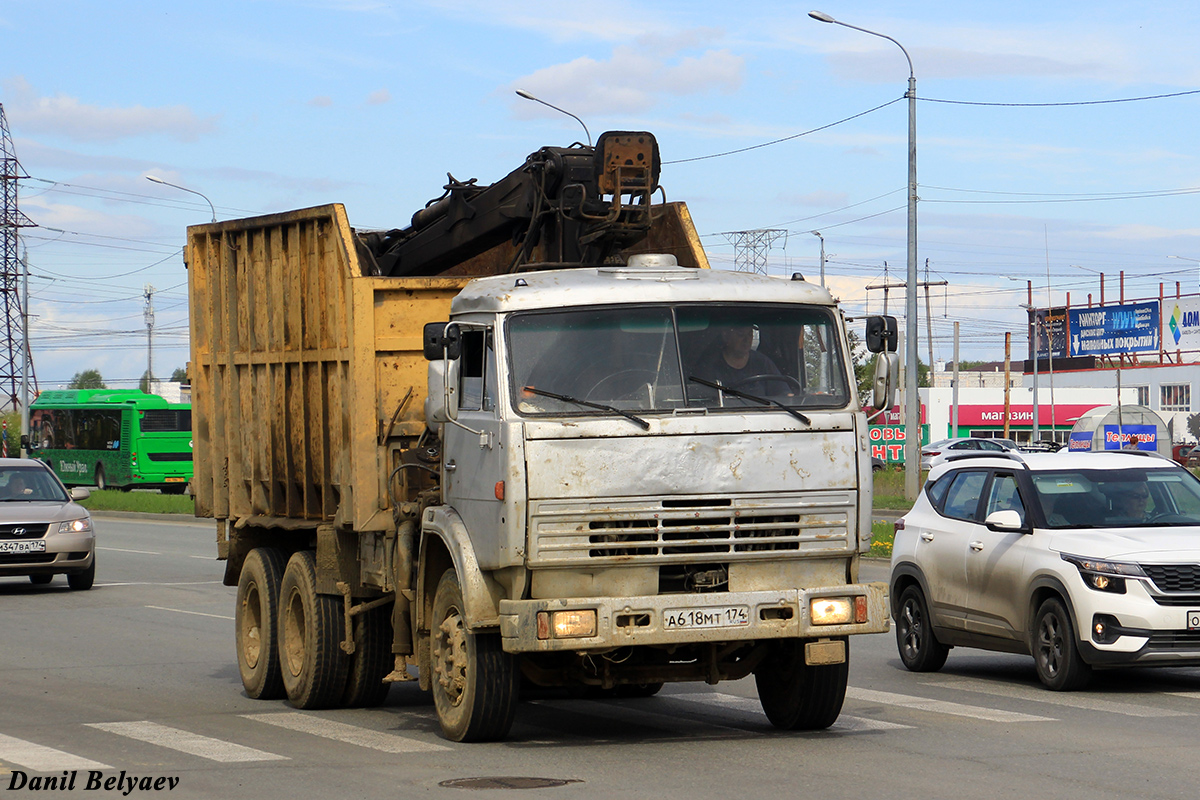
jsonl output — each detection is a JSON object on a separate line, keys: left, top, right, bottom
{"left": 98, "top": 547, "right": 161, "bottom": 555}
{"left": 145, "top": 606, "right": 234, "bottom": 620}
{"left": 923, "top": 676, "right": 1190, "bottom": 718}
{"left": 1165, "top": 691, "right": 1200, "bottom": 700}
{"left": 243, "top": 713, "right": 450, "bottom": 753}
{"left": 847, "top": 687, "right": 1055, "bottom": 722}
{"left": 98, "top": 581, "right": 224, "bottom": 587}
{"left": 85, "top": 722, "right": 287, "bottom": 762}
{"left": 675, "top": 692, "right": 911, "bottom": 732}
{"left": 0, "top": 733, "right": 111, "bottom": 771}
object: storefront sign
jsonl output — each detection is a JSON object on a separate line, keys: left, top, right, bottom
{"left": 953, "top": 403, "right": 1101, "bottom": 427}
{"left": 1102, "top": 424, "right": 1157, "bottom": 451}
{"left": 1163, "top": 297, "right": 1200, "bottom": 351}
{"left": 1068, "top": 431, "right": 1094, "bottom": 451}
{"left": 867, "top": 424, "right": 929, "bottom": 464}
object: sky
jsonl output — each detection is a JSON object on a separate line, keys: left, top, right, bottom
{"left": 3, "top": 0, "right": 1200, "bottom": 389}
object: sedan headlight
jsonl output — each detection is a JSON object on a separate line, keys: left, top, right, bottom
{"left": 1061, "top": 553, "right": 1145, "bottom": 594}
{"left": 58, "top": 517, "right": 92, "bottom": 534}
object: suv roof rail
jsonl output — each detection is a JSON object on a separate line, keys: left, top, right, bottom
{"left": 1089, "top": 449, "right": 1170, "bottom": 461}
{"left": 939, "top": 451, "right": 1030, "bottom": 468}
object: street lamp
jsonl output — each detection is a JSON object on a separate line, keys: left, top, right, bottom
{"left": 810, "top": 10, "right": 920, "bottom": 498}
{"left": 811, "top": 231, "right": 826, "bottom": 286}
{"left": 514, "top": 89, "right": 591, "bottom": 147}
{"left": 145, "top": 175, "right": 217, "bottom": 223}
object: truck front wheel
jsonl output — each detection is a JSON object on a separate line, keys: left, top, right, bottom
{"left": 236, "top": 548, "right": 286, "bottom": 699}
{"left": 430, "top": 569, "right": 518, "bottom": 742}
{"left": 754, "top": 638, "right": 849, "bottom": 730}
{"left": 278, "top": 550, "right": 349, "bottom": 709}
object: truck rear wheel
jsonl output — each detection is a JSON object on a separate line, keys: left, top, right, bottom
{"left": 430, "top": 569, "right": 518, "bottom": 742}
{"left": 754, "top": 638, "right": 848, "bottom": 730}
{"left": 278, "top": 550, "right": 349, "bottom": 709}
{"left": 236, "top": 547, "right": 286, "bottom": 700}
{"left": 342, "top": 604, "right": 393, "bottom": 708}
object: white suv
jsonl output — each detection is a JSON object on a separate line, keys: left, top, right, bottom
{"left": 890, "top": 450, "right": 1200, "bottom": 690}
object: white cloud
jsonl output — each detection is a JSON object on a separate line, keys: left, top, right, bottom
{"left": 308, "top": 95, "right": 334, "bottom": 108}
{"left": 366, "top": 89, "right": 391, "bottom": 105}
{"left": 512, "top": 45, "right": 744, "bottom": 116}
{"left": 3, "top": 77, "right": 218, "bottom": 143}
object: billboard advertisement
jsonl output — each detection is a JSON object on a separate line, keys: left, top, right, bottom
{"left": 1031, "top": 306, "right": 1069, "bottom": 360}
{"left": 1163, "top": 297, "right": 1200, "bottom": 351}
{"left": 1068, "top": 302, "right": 1159, "bottom": 356}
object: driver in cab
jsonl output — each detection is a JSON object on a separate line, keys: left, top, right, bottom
{"left": 694, "top": 324, "right": 782, "bottom": 396}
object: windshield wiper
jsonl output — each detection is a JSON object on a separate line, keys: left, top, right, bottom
{"left": 688, "top": 376, "right": 810, "bottom": 426}
{"left": 522, "top": 386, "right": 650, "bottom": 430}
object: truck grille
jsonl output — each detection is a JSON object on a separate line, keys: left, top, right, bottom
{"left": 529, "top": 492, "right": 854, "bottom": 567}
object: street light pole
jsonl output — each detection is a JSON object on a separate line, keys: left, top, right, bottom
{"left": 811, "top": 231, "right": 826, "bottom": 286}
{"left": 514, "top": 90, "right": 592, "bottom": 147}
{"left": 810, "top": 10, "right": 920, "bottom": 498}
{"left": 145, "top": 175, "right": 217, "bottom": 223}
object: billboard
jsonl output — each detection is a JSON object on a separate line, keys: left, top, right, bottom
{"left": 1031, "top": 306, "right": 1069, "bottom": 359}
{"left": 1163, "top": 297, "right": 1200, "bottom": 351}
{"left": 1068, "top": 302, "right": 1159, "bottom": 356}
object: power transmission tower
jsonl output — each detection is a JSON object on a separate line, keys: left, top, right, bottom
{"left": 723, "top": 229, "right": 788, "bottom": 275}
{"left": 0, "top": 103, "right": 36, "bottom": 412}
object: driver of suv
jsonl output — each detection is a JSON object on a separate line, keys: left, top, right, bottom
{"left": 1109, "top": 485, "right": 1151, "bottom": 522}
{"left": 694, "top": 324, "right": 782, "bottom": 395}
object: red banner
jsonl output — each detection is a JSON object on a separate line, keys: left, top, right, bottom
{"left": 952, "top": 403, "right": 1101, "bottom": 426}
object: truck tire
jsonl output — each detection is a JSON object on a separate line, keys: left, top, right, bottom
{"left": 341, "top": 604, "right": 393, "bottom": 708}
{"left": 278, "top": 550, "right": 349, "bottom": 709}
{"left": 236, "top": 547, "right": 286, "bottom": 700}
{"left": 754, "top": 638, "right": 848, "bottom": 730}
{"left": 430, "top": 569, "right": 519, "bottom": 742}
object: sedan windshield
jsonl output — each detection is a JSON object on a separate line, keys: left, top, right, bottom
{"left": 0, "top": 467, "right": 69, "bottom": 502}
{"left": 1031, "top": 467, "right": 1200, "bottom": 528}
{"left": 508, "top": 303, "right": 850, "bottom": 418}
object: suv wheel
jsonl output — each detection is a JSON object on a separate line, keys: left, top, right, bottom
{"left": 895, "top": 585, "right": 949, "bottom": 672}
{"left": 1033, "top": 598, "right": 1091, "bottom": 691}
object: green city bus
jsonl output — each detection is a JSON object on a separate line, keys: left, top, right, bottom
{"left": 30, "top": 389, "right": 193, "bottom": 493}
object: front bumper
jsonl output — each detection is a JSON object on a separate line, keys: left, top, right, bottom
{"left": 0, "top": 530, "right": 95, "bottom": 577}
{"left": 499, "top": 581, "right": 889, "bottom": 653}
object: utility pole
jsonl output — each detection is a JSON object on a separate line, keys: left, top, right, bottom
{"left": 144, "top": 285, "right": 155, "bottom": 393}
{"left": 867, "top": 270, "right": 947, "bottom": 396}
{"left": 723, "top": 229, "right": 788, "bottom": 275}
{"left": 1, "top": 102, "right": 35, "bottom": 413}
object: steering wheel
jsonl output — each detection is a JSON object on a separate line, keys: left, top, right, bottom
{"left": 584, "top": 369, "right": 658, "bottom": 401}
{"left": 729, "top": 373, "right": 802, "bottom": 392}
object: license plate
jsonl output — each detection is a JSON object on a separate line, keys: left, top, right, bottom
{"left": 0, "top": 540, "right": 46, "bottom": 555}
{"left": 1189, "top": 610, "right": 1200, "bottom": 630}
{"left": 164, "top": 477, "right": 185, "bottom": 482}
{"left": 663, "top": 605, "right": 749, "bottom": 630}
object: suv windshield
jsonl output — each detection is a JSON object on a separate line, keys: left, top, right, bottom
{"left": 1031, "top": 467, "right": 1200, "bottom": 528}
{"left": 0, "top": 466, "right": 69, "bottom": 502}
{"left": 508, "top": 303, "right": 849, "bottom": 417}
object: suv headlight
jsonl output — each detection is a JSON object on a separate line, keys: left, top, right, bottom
{"left": 58, "top": 518, "right": 92, "bottom": 534}
{"left": 1061, "top": 553, "right": 1145, "bottom": 594}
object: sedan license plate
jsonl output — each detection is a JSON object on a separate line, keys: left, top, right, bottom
{"left": 0, "top": 540, "right": 46, "bottom": 555}
{"left": 664, "top": 605, "right": 749, "bottom": 630}
{"left": 1189, "top": 610, "right": 1200, "bottom": 631}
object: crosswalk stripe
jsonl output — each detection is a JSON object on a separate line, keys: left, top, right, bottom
{"left": 923, "top": 675, "right": 1190, "bottom": 718}
{"left": 84, "top": 722, "right": 287, "bottom": 763}
{"left": 847, "top": 687, "right": 1055, "bottom": 722}
{"left": 1165, "top": 691, "right": 1200, "bottom": 700}
{"left": 673, "top": 692, "right": 913, "bottom": 732}
{"left": 0, "top": 734, "right": 111, "bottom": 771}
{"left": 242, "top": 713, "right": 450, "bottom": 753}
{"left": 527, "top": 699, "right": 753, "bottom": 737}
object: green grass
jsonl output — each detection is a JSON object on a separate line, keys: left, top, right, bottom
{"left": 77, "top": 490, "right": 195, "bottom": 515}
{"left": 868, "top": 519, "right": 896, "bottom": 559}
{"left": 872, "top": 466, "right": 922, "bottom": 509}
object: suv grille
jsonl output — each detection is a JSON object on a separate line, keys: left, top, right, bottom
{"left": 530, "top": 492, "right": 854, "bottom": 567}
{"left": 1143, "top": 564, "right": 1200, "bottom": 593}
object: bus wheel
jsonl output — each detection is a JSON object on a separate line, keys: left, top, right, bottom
{"left": 430, "top": 569, "right": 519, "bottom": 742}
{"left": 236, "top": 548, "right": 286, "bottom": 700}
{"left": 278, "top": 550, "right": 349, "bottom": 709}
{"left": 95, "top": 465, "right": 107, "bottom": 491}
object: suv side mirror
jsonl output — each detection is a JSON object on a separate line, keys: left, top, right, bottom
{"left": 865, "top": 315, "right": 898, "bottom": 353}
{"left": 872, "top": 353, "right": 900, "bottom": 411}
{"left": 984, "top": 509, "right": 1025, "bottom": 532}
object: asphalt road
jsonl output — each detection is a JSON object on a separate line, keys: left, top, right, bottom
{"left": 2, "top": 514, "right": 1199, "bottom": 800}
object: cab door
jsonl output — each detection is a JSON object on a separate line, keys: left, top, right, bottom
{"left": 918, "top": 469, "right": 988, "bottom": 631}
{"left": 964, "top": 471, "right": 1035, "bottom": 641}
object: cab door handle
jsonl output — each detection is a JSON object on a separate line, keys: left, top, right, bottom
{"left": 969, "top": 541, "right": 984, "bottom": 551}
{"left": 920, "top": 533, "right": 934, "bottom": 542}
{"left": 445, "top": 460, "right": 457, "bottom": 473}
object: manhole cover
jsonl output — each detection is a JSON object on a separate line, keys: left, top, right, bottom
{"left": 439, "top": 777, "right": 582, "bottom": 790}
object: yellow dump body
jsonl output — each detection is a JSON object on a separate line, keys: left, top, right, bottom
{"left": 187, "top": 202, "right": 708, "bottom": 536}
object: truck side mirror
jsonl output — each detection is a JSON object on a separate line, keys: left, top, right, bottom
{"left": 872, "top": 353, "right": 900, "bottom": 411}
{"left": 423, "top": 322, "right": 462, "bottom": 360}
{"left": 425, "top": 360, "right": 460, "bottom": 425}
{"left": 865, "top": 315, "right": 898, "bottom": 353}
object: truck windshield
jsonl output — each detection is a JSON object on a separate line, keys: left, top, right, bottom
{"left": 508, "top": 303, "right": 849, "bottom": 417}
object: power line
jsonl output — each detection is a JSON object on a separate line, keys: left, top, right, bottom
{"left": 920, "top": 88, "right": 1200, "bottom": 108}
